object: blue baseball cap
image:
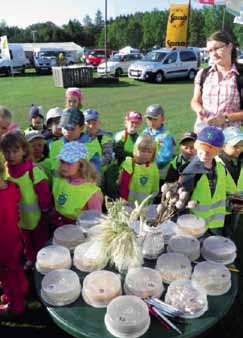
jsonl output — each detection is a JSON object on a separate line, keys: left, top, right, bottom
{"left": 57, "top": 141, "right": 88, "bottom": 163}
{"left": 83, "top": 109, "right": 99, "bottom": 122}
{"left": 223, "top": 127, "right": 243, "bottom": 146}
{"left": 197, "top": 126, "right": 225, "bottom": 148}
{"left": 58, "top": 108, "right": 84, "bottom": 130}
{"left": 29, "top": 105, "right": 44, "bottom": 120}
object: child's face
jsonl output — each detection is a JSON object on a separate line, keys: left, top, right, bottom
{"left": 66, "top": 95, "right": 81, "bottom": 109}
{"left": 197, "top": 148, "right": 216, "bottom": 164}
{"left": 30, "top": 138, "right": 45, "bottom": 160}
{"left": 0, "top": 117, "right": 11, "bottom": 137}
{"left": 85, "top": 119, "right": 99, "bottom": 136}
{"left": 180, "top": 140, "right": 196, "bottom": 160}
{"left": 62, "top": 125, "right": 84, "bottom": 141}
{"left": 3, "top": 146, "right": 26, "bottom": 166}
{"left": 126, "top": 120, "right": 141, "bottom": 134}
{"left": 31, "top": 116, "right": 43, "bottom": 130}
{"left": 146, "top": 115, "right": 164, "bottom": 130}
{"left": 59, "top": 160, "right": 80, "bottom": 178}
{"left": 136, "top": 148, "right": 154, "bottom": 164}
{"left": 48, "top": 118, "right": 62, "bottom": 137}
{"left": 223, "top": 142, "right": 243, "bottom": 158}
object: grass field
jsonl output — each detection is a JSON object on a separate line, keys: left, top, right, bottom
{"left": 0, "top": 71, "right": 242, "bottom": 338}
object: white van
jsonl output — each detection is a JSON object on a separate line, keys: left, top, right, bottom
{"left": 0, "top": 44, "right": 26, "bottom": 75}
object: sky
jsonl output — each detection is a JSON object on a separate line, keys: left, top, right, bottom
{"left": 0, "top": 0, "right": 202, "bottom": 28}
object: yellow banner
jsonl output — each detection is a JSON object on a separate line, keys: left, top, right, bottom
{"left": 165, "top": 3, "right": 189, "bottom": 48}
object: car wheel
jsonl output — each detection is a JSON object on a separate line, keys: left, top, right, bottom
{"left": 115, "top": 68, "right": 123, "bottom": 77}
{"left": 155, "top": 71, "right": 164, "bottom": 83}
{"left": 188, "top": 69, "right": 196, "bottom": 80}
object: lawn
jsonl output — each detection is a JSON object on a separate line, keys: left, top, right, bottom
{"left": 0, "top": 71, "right": 242, "bottom": 338}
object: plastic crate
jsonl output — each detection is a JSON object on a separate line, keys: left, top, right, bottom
{"left": 52, "top": 66, "right": 93, "bottom": 88}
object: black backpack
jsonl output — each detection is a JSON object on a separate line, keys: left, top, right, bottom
{"left": 199, "top": 63, "right": 243, "bottom": 109}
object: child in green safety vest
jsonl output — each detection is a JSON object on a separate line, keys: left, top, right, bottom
{"left": 119, "top": 134, "right": 160, "bottom": 206}
{"left": 51, "top": 141, "right": 103, "bottom": 229}
{"left": 165, "top": 131, "right": 197, "bottom": 183}
{"left": 181, "top": 126, "right": 228, "bottom": 235}
{"left": 114, "top": 110, "right": 143, "bottom": 165}
{"left": 1, "top": 131, "right": 52, "bottom": 270}
{"left": 219, "top": 127, "right": 243, "bottom": 239}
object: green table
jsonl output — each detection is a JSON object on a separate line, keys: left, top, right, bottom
{"left": 35, "top": 266, "right": 238, "bottom": 338}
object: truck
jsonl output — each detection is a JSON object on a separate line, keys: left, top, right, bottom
{"left": 0, "top": 43, "right": 26, "bottom": 75}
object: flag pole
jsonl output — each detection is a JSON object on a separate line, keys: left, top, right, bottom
{"left": 222, "top": 5, "right": 226, "bottom": 30}
{"left": 187, "top": 0, "right": 191, "bottom": 47}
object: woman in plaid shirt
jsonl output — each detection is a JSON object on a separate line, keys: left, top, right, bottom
{"left": 191, "top": 30, "right": 243, "bottom": 134}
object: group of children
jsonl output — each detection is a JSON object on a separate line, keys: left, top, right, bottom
{"left": 0, "top": 87, "right": 242, "bottom": 316}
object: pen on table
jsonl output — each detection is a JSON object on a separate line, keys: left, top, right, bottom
{"left": 148, "top": 305, "right": 170, "bottom": 330}
{"left": 152, "top": 306, "right": 183, "bottom": 335}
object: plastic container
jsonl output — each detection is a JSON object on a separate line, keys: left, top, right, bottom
{"left": 155, "top": 252, "right": 192, "bottom": 284}
{"left": 192, "top": 261, "right": 231, "bottom": 296}
{"left": 76, "top": 210, "right": 105, "bottom": 229}
{"left": 36, "top": 245, "right": 72, "bottom": 274}
{"left": 41, "top": 269, "right": 81, "bottom": 306}
{"left": 82, "top": 270, "right": 122, "bottom": 308}
{"left": 73, "top": 241, "right": 108, "bottom": 272}
{"left": 141, "top": 223, "right": 164, "bottom": 260}
{"left": 165, "top": 279, "right": 208, "bottom": 318}
{"left": 201, "top": 236, "right": 237, "bottom": 265}
{"left": 176, "top": 214, "right": 206, "bottom": 238}
{"left": 160, "top": 220, "right": 177, "bottom": 244}
{"left": 145, "top": 204, "right": 158, "bottom": 222}
{"left": 53, "top": 224, "right": 86, "bottom": 250}
{"left": 124, "top": 267, "right": 164, "bottom": 299}
{"left": 167, "top": 235, "right": 200, "bottom": 261}
{"left": 105, "top": 295, "right": 150, "bottom": 338}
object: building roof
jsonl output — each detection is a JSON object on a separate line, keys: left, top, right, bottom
{"left": 15, "top": 42, "right": 83, "bottom": 52}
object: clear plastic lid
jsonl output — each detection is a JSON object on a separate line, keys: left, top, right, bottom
{"left": 124, "top": 267, "right": 164, "bottom": 299}
{"left": 167, "top": 235, "right": 200, "bottom": 261}
{"left": 53, "top": 224, "right": 86, "bottom": 250}
{"left": 192, "top": 261, "right": 231, "bottom": 296}
{"left": 76, "top": 210, "right": 105, "bottom": 228}
{"left": 73, "top": 241, "right": 108, "bottom": 272}
{"left": 105, "top": 295, "right": 150, "bottom": 338}
{"left": 155, "top": 252, "right": 192, "bottom": 284}
{"left": 201, "top": 236, "right": 237, "bottom": 265}
{"left": 41, "top": 269, "right": 81, "bottom": 306}
{"left": 160, "top": 220, "right": 177, "bottom": 244}
{"left": 36, "top": 245, "right": 72, "bottom": 274}
{"left": 165, "top": 279, "right": 208, "bottom": 318}
{"left": 176, "top": 214, "right": 206, "bottom": 238}
{"left": 82, "top": 270, "right": 122, "bottom": 308}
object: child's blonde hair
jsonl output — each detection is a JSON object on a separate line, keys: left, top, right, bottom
{"left": 1, "top": 131, "right": 32, "bottom": 161}
{"left": 133, "top": 134, "right": 157, "bottom": 161}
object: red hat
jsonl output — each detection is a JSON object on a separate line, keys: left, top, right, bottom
{"left": 125, "top": 111, "right": 142, "bottom": 123}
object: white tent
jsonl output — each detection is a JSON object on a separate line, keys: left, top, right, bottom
{"left": 119, "top": 46, "right": 140, "bottom": 54}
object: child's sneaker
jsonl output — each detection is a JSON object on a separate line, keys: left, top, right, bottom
{"left": 0, "top": 303, "right": 8, "bottom": 314}
{"left": 0, "top": 294, "right": 9, "bottom": 304}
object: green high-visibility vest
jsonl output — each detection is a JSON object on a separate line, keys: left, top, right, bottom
{"left": 53, "top": 176, "right": 101, "bottom": 220}
{"left": 121, "top": 157, "right": 159, "bottom": 204}
{"left": 7, "top": 167, "right": 46, "bottom": 230}
{"left": 190, "top": 161, "right": 226, "bottom": 229}
{"left": 115, "top": 130, "right": 137, "bottom": 156}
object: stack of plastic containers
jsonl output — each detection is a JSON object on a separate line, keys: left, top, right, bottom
{"left": 82, "top": 270, "right": 122, "bottom": 308}
{"left": 201, "top": 236, "right": 237, "bottom": 265}
{"left": 176, "top": 214, "right": 206, "bottom": 238}
{"left": 155, "top": 252, "right": 192, "bottom": 284}
{"left": 53, "top": 224, "right": 86, "bottom": 250}
{"left": 105, "top": 295, "right": 151, "bottom": 338}
{"left": 192, "top": 261, "right": 231, "bottom": 296}
{"left": 167, "top": 235, "right": 200, "bottom": 261}
{"left": 160, "top": 220, "right": 177, "bottom": 244}
{"left": 141, "top": 223, "right": 164, "bottom": 259}
{"left": 41, "top": 269, "right": 81, "bottom": 306}
{"left": 124, "top": 267, "right": 164, "bottom": 298}
{"left": 36, "top": 245, "right": 72, "bottom": 274}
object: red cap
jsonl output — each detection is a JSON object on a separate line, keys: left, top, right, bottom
{"left": 125, "top": 111, "right": 143, "bottom": 122}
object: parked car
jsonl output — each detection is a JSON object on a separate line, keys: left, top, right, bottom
{"left": 97, "top": 53, "right": 143, "bottom": 77}
{"left": 128, "top": 47, "right": 200, "bottom": 83}
{"left": 85, "top": 49, "right": 110, "bottom": 67}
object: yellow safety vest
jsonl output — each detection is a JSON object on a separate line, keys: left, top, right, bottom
{"left": 190, "top": 161, "right": 226, "bottom": 229}
{"left": 7, "top": 167, "right": 46, "bottom": 230}
{"left": 53, "top": 176, "right": 101, "bottom": 220}
{"left": 121, "top": 157, "right": 159, "bottom": 204}
{"left": 114, "top": 130, "right": 137, "bottom": 156}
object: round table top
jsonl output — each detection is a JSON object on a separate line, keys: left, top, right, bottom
{"left": 35, "top": 262, "right": 238, "bottom": 338}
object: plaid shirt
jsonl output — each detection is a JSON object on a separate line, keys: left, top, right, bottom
{"left": 194, "top": 64, "right": 241, "bottom": 130}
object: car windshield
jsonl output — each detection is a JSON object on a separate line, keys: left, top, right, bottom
{"left": 110, "top": 54, "right": 122, "bottom": 61}
{"left": 90, "top": 50, "right": 105, "bottom": 56}
{"left": 143, "top": 51, "right": 168, "bottom": 62}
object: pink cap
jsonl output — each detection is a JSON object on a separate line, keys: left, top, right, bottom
{"left": 125, "top": 110, "right": 143, "bottom": 122}
{"left": 65, "top": 87, "right": 84, "bottom": 100}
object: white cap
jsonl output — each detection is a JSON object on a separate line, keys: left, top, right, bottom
{"left": 46, "top": 107, "right": 63, "bottom": 123}
{"left": 25, "top": 130, "right": 45, "bottom": 142}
